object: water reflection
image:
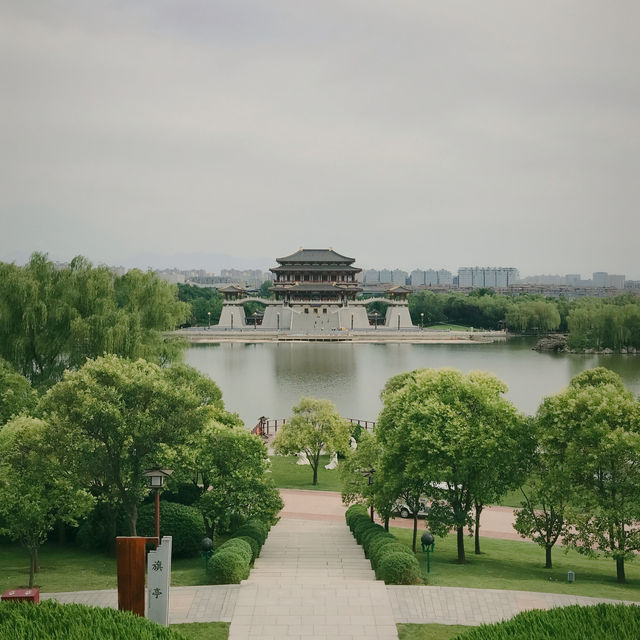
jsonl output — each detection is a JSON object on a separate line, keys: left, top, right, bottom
{"left": 184, "top": 340, "right": 640, "bottom": 428}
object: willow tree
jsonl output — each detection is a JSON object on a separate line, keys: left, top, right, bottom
{"left": 0, "top": 359, "right": 38, "bottom": 427}
{"left": 0, "top": 253, "right": 189, "bottom": 387}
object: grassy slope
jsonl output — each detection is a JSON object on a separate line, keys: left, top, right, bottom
{"left": 398, "top": 623, "right": 474, "bottom": 640}
{"left": 268, "top": 454, "right": 343, "bottom": 492}
{"left": 390, "top": 527, "right": 640, "bottom": 602}
{"left": 0, "top": 544, "right": 207, "bottom": 593}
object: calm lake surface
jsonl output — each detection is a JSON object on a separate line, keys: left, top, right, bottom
{"left": 185, "top": 338, "right": 640, "bottom": 428}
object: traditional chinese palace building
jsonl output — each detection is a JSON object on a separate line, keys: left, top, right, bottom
{"left": 217, "top": 248, "right": 414, "bottom": 330}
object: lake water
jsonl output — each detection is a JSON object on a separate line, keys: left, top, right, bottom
{"left": 184, "top": 338, "right": 640, "bottom": 428}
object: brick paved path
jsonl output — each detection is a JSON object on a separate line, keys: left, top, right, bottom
{"left": 228, "top": 518, "right": 398, "bottom": 640}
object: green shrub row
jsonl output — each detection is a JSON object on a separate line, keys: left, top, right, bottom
{"left": 0, "top": 600, "right": 185, "bottom": 639}
{"left": 206, "top": 518, "right": 273, "bottom": 584}
{"left": 453, "top": 603, "right": 640, "bottom": 640}
{"left": 345, "top": 504, "right": 421, "bottom": 585}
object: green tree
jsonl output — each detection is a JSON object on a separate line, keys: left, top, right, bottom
{"left": 0, "top": 416, "right": 94, "bottom": 586}
{"left": 0, "top": 254, "right": 189, "bottom": 387}
{"left": 258, "top": 280, "right": 274, "bottom": 298}
{"left": 505, "top": 299, "right": 561, "bottom": 333}
{"left": 377, "top": 368, "right": 527, "bottom": 563}
{"left": 0, "top": 359, "right": 38, "bottom": 426}
{"left": 177, "top": 283, "right": 224, "bottom": 326}
{"left": 274, "top": 397, "right": 351, "bottom": 486}
{"left": 542, "top": 367, "right": 640, "bottom": 583}
{"left": 193, "top": 425, "right": 283, "bottom": 538}
{"left": 41, "top": 356, "right": 216, "bottom": 538}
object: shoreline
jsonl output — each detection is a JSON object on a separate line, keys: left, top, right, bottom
{"left": 175, "top": 329, "right": 508, "bottom": 344}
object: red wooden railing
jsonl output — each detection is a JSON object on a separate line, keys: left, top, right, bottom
{"left": 251, "top": 416, "right": 375, "bottom": 437}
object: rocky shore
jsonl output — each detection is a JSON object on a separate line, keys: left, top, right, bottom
{"left": 533, "top": 334, "right": 638, "bottom": 354}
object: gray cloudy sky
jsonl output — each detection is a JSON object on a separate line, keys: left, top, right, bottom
{"left": 1, "top": 1, "right": 639, "bottom": 276}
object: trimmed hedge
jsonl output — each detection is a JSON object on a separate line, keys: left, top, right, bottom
{"left": 376, "top": 551, "right": 422, "bottom": 585}
{"left": 453, "top": 604, "right": 640, "bottom": 640}
{"left": 206, "top": 548, "right": 250, "bottom": 584}
{"left": 217, "top": 538, "right": 252, "bottom": 565}
{"left": 236, "top": 535, "right": 260, "bottom": 561}
{"left": 345, "top": 502, "right": 422, "bottom": 585}
{"left": 137, "top": 502, "right": 205, "bottom": 558}
{"left": 0, "top": 600, "right": 185, "bottom": 639}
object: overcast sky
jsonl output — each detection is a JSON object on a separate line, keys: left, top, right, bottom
{"left": 1, "top": 1, "right": 638, "bottom": 277}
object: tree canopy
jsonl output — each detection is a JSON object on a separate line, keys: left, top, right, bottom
{"left": 0, "top": 416, "right": 94, "bottom": 586}
{"left": 274, "top": 397, "right": 351, "bottom": 486}
{"left": 377, "top": 368, "right": 530, "bottom": 562}
{"left": 0, "top": 253, "right": 189, "bottom": 387}
{"left": 0, "top": 359, "right": 38, "bottom": 427}
{"left": 41, "top": 356, "right": 217, "bottom": 536}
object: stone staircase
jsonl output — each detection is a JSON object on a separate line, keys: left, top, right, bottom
{"left": 229, "top": 517, "right": 398, "bottom": 639}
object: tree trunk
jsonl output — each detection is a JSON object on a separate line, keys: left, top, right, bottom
{"left": 456, "top": 525, "right": 466, "bottom": 563}
{"left": 616, "top": 557, "right": 626, "bottom": 583}
{"left": 384, "top": 517, "right": 389, "bottom": 532}
{"left": 545, "top": 545, "right": 552, "bottom": 569}
{"left": 412, "top": 515, "right": 418, "bottom": 552}
{"left": 126, "top": 503, "right": 138, "bottom": 536}
{"left": 474, "top": 503, "right": 482, "bottom": 554}
{"left": 28, "top": 547, "right": 38, "bottom": 588}
{"left": 34, "top": 546, "right": 40, "bottom": 573}
{"left": 312, "top": 464, "right": 318, "bottom": 486}
{"left": 107, "top": 512, "right": 117, "bottom": 555}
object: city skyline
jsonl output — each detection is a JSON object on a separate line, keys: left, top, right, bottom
{"left": 2, "top": 2, "right": 638, "bottom": 277}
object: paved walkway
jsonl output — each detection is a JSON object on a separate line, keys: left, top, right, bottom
{"left": 229, "top": 518, "right": 398, "bottom": 640}
{"left": 40, "top": 490, "right": 638, "bottom": 637}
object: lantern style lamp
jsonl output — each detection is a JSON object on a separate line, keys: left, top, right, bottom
{"left": 143, "top": 469, "right": 173, "bottom": 541}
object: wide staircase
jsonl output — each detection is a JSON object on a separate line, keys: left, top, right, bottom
{"left": 229, "top": 518, "right": 398, "bottom": 639}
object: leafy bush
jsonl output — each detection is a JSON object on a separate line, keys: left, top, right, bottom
{"left": 76, "top": 502, "right": 126, "bottom": 553}
{"left": 371, "top": 542, "right": 415, "bottom": 573}
{"left": 232, "top": 524, "right": 265, "bottom": 549}
{"left": 453, "top": 604, "right": 640, "bottom": 639}
{"left": 345, "top": 504, "right": 368, "bottom": 524}
{"left": 161, "top": 482, "right": 202, "bottom": 507}
{"left": 376, "top": 551, "right": 422, "bottom": 585}
{"left": 0, "top": 600, "right": 185, "bottom": 639}
{"left": 137, "top": 502, "right": 205, "bottom": 558}
{"left": 217, "top": 538, "right": 252, "bottom": 564}
{"left": 206, "top": 548, "right": 250, "bottom": 584}
{"left": 367, "top": 535, "right": 397, "bottom": 568}
{"left": 236, "top": 535, "right": 260, "bottom": 561}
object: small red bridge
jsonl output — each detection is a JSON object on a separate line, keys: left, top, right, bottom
{"left": 251, "top": 416, "right": 376, "bottom": 437}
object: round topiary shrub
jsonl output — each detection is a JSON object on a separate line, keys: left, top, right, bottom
{"left": 348, "top": 514, "right": 370, "bottom": 534}
{"left": 232, "top": 524, "right": 265, "bottom": 548}
{"left": 453, "top": 603, "right": 640, "bottom": 639}
{"left": 236, "top": 535, "right": 260, "bottom": 561}
{"left": 218, "top": 538, "right": 253, "bottom": 564}
{"left": 367, "top": 534, "right": 396, "bottom": 563}
{"left": 352, "top": 519, "right": 376, "bottom": 543}
{"left": 137, "top": 502, "right": 205, "bottom": 558}
{"left": 371, "top": 541, "right": 415, "bottom": 571}
{"left": 206, "top": 548, "right": 250, "bottom": 584}
{"left": 345, "top": 504, "right": 368, "bottom": 526}
{"left": 0, "top": 600, "right": 185, "bottom": 639}
{"left": 376, "top": 551, "right": 422, "bottom": 585}
{"left": 361, "top": 525, "right": 386, "bottom": 553}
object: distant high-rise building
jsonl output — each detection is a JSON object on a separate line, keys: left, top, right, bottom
{"left": 592, "top": 272, "right": 609, "bottom": 288}
{"left": 379, "top": 269, "right": 392, "bottom": 283}
{"left": 458, "top": 267, "right": 519, "bottom": 289}
{"left": 608, "top": 274, "right": 626, "bottom": 289}
{"left": 364, "top": 269, "right": 379, "bottom": 284}
{"left": 410, "top": 269, "right": 425, "bottom": 286}
{"left": 392, "top": 269, "right": 408, "bottom": 285}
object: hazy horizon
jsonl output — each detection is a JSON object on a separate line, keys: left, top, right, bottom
{"left": 2, "top": 2, "right": 638, "bottom": 277}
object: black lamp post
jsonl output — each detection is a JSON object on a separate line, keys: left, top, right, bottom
{"left": 362, "top": 468, "right": 375, "bottom": 521}
{"left": 420, "top": 312, "right": 424, "bottom": 329}
{"left": 373, "top": 311, "right": 378, "bottom": 330}
{"left": 253, "top": 311, "right": 258, "bottom": 329}
{"left": 143, "top": 469, "right": 173, "bottom": 542}
{"left": 207, "top": 311, "right": 211, "bottom": 329}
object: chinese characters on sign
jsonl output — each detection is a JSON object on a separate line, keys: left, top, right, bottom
{"left": 147, "top": 536, "right": 172, "bottom": 626}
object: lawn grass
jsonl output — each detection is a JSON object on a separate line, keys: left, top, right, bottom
{"left": 171, "top": 622, "right": 229, "bottom": 639}
{"left": 268, "top": 454, "right": 343, "bottom": 491}
{"left": 397, "top": 623, "right": 474, "bottom": 640}
{"left": 390, "top": 527, "right": 640, "bottom": 602}
{"left": 0, "top": 543, "right": 208, "bottom": 593}
{"left": 424, "top": 324, "right": 473, "bottom": 331}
